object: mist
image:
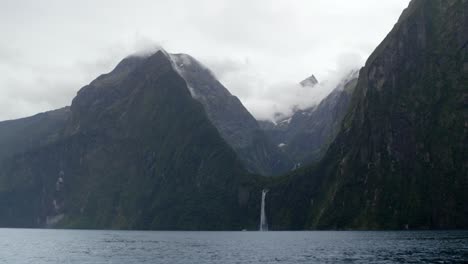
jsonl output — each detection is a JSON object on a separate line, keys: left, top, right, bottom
{"left": 0, "top": 0, "right": 411, "bottom": 121}
{"left": 205, "top": 52, "right": 364, "bottom": 121}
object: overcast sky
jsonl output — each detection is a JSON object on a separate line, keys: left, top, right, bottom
{"left": 0, "top": 0, "right": 411, "bottom": 121}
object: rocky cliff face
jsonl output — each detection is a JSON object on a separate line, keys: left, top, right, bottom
{"left": 0, "top": 51, "right": 262, "bottom": 230}
{"left": 0, "top": 0, "right": 465, "bottom": 231}
{"left": 170, "top": 54, "right": 292, "bottom": 176}
{"left": 268, "top": 0, "right": 468, "bottom": 230}
{"left": 0, "top": 107, "right": 70, "bottom": 161}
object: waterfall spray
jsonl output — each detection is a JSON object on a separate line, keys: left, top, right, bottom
{"left": 259, "top": 189, "right": 269, "bottom": 231}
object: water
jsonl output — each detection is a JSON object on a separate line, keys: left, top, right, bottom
{"left": 0, "top": 229, "right": 467, "bottom": 264}
{"left": 259, "top": 189, "right": 269, "bottom": 231}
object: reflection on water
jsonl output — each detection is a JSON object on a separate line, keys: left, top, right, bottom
{"left": 0, "top": 229, "right": 466, "bottom": 263}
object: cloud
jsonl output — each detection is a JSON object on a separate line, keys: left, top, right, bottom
{"left": 0, "top": 35, "right": 164, "bottom": 121}
{"left": 203, "top": 52, "right": 364, "bottom": 121}
{"left": 0, "top": 0, "right": 411, "bottom": 121}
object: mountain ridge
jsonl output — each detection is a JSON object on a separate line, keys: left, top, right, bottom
{"left": 260, "top": 70, "right": 359, "bottom": 166}
{"left": 0, "top": 0, "right": 466, "bottom": 230}
{"left": 0, "top": 50, "right": 261, "bottom": 230}
{"left": 169, "top": 53, "right": 293, "bottom": 176}
{"left": 267, "top": 0, "right": 468, "bottom": 230}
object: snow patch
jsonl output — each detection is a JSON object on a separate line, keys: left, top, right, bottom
{"left": 168, "top": 54, "right": 199, "bottom": 98}
{"left": 279, "top": 117, "right": 292, "bottom": 125}
{"left": 186, "top": 85, "right": 198, "bottom": 98}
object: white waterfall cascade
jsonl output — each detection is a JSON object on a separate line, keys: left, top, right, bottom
{"left": 259, "top": 189, "right": 269, "bottom": 231}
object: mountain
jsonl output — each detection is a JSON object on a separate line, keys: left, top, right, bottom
{"left": 169, "top": 54, "right": 292, "bottom": 176}
{"left": 267, "top": 0, "right": 468, "bottom": 230}
{"left": 0, "top": 51, "right": 262, "bottom": 230}
{"left": 260, "top": 70, "right": 359, "bottom": 167}
{"left": 0, "top": 107, "right": 70, "bottom": 161}
{"left": 1, "top": 0, "right": 466, "bottom": 231}
{"left": 300, "top": 74, "right": 319, "bottom": 87}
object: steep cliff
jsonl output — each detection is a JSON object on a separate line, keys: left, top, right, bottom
{"left": 268, "top": 0, "right": 468, "bottom": 230}
{"left": 0, "top": 107, "right": 70, "bottom": 161}
{"left": 0, "top": 51, "right": 262, "bottom": 230}
{"left": 0, "top": 0, "right": 465, "bottom": 231}
{"left": 170, "top": 54, "right": 292, "bottom": 176}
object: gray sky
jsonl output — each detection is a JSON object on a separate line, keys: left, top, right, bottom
{"left": 0, "top": 0, "right": 410, "bottom": 121}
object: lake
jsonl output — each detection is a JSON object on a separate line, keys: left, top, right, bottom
{"left": 0, "top": 229, "right": 466, "bottom": 263}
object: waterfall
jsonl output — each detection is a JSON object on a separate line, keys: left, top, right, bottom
{"left": 259, "top": 189, "right": 269, "bottom": 231}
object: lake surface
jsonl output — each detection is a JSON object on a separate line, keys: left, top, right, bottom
{"left": 0, "top": 229, "right": 466, "bottom": 263}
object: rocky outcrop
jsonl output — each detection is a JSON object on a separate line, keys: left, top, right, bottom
{"left": 300, "top": 75, "right": 319, "bottom": 87}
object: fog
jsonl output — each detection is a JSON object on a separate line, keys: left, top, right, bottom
{"left": 0, "top": 0, "right": 411, "bottom": 121}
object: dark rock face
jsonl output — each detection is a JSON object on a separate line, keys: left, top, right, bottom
{"left": 260, "top": 72, "right": 358, "bottom": 167}
{"left": 0, "top": 0, "right": 465, "bottom": 231}
{"left": 170, "top": 54, "right": 292, "bottom": 176}
{"left": 300, "top": 75, "right": 319, "bottom": 87}
{"left": 0, "top": 107, "right": 70, "bottom": 161}
{"left": 268, "top": 0, "right": 468, "bottom": 230}
{"left": 0, "top": 51, "right": 262, "bottom": 230}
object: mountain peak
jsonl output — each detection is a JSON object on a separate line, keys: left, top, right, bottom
{"left": 167, "top": 52, "right": 293, "bottom": 175}
{"left": 169, "top": 53, "right": 219, "bottom": 80}
{"left": 300, "top": 74, "right": 319, "bottom": 87}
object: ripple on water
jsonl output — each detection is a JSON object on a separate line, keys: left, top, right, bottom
{"left": 0, "top": 230, "right": 466, "bottom": 264}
